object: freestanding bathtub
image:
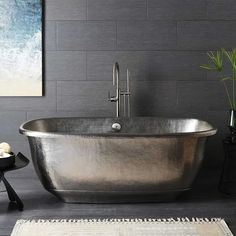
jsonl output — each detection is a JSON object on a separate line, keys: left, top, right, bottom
{"left": 19, "top": 117, "right": 216, "bottom": 203}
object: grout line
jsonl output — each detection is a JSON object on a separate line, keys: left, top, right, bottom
{"left": 52, "top": 49, "right": 218, "bottom": 52}
{"left": 25, "top": 111, "right": 28, "bottom": 121}
{"left": 115, "top": 21, "right": 118, "bottom": 50}
{"left": 205, "top": 0, "right": 208, "bottom": 19}
{"left": 85, "top": 51, "right": 88, "bottom": 81}
{"left": 55, "top": 21, "right": 58, "bottom": 50}
{"left": 176, "top": 81, "right": 179, "bottom": 106}
{"left": 54, "top": 79, "right": 216, "bottom": 83}
{"left": 86, "top": 0, "right": 88, "bottom": 20}
{"left": 56, "top": 81, "right": 58, "bottom": 111}
{"left": 175, "top": 21, "right": 178, "bottom": 49}
{"left": 46, "top": 19, "right": 236, "bottom": 23}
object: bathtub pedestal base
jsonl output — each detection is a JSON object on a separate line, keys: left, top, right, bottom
{"left": 49, "top": 189, "right": 190, "bottom": 203}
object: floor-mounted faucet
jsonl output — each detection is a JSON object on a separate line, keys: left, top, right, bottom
{"left": 108, "top": 62, "right": 131, "bottom": 118}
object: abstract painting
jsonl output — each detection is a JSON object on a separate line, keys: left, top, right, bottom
{"left": 0, "top": 0, "right": 42, "bottom": 96}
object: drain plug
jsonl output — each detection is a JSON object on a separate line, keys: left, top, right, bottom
{"left": 111, "top": 123, "right": 122, "bottom": 132}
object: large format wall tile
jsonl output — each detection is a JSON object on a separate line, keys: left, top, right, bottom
{"left": 0, "top": 112, "right": 26, "bottom": 141}
{"left": 117, "top": 21, "right": 177, "bottom": 50}
{"left": 87, "top": 0, "right": 147, "bottom": 20}
{"left": 207, "top": 0, "right": 236, "bottom": 20}
{"left": 177, "top": 81, "right": 228, "bottom": 111}
{"left": 57, "top": 80, "right": 177, "bottom": 116}
{"left": 57, "top": 81, "right": 114, "bottom": 115}
{"left": 45, "top": 21, "right": 56, "bottom": 50}
{"left": 57, "top": 21, "right": 116, "bottom": 50}
{"left": 177, "top": 21, "right": 236, "bottom": 50}
{"left": 131, "top": 81, "right": 177, "bottom": 116}
{"left": 46, "top": 51, "right": 86, "bottom": 80}
{"left": 46, "top": 0, "right": 86, "bottom": 20}
{"left": 9, "top": 141, "right": 30, "bottom": 158}
{"left": 148, "top": 0, "right": 206, "bottom": 20}
{"left": 87, "top": 51, "right": 206, "bottom": 81}
{"left": 26, "top": 111, "right": 100, "bottom": 120}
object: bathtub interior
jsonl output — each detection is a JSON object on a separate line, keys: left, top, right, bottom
{"left": 20, "top": 117, "right": 216, "bottom": 136}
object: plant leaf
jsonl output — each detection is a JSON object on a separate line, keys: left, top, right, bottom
{"left": 200, "top": 64, "right": 213, "bottom": 70}
{"left": 223, "top": 48, "right": 236, "bottom": 71}
{"left": 205, "top": 50, "right": 223, "bottom": 72}
{"left": 221, "top": 77, "right": 232, "bottom": 81}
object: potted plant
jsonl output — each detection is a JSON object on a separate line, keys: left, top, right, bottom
{"left": 201, "top": 48, "right": 236, "bottom": 142}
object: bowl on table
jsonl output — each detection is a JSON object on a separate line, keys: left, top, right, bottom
{"left": 0, "top": 152, "right": 15, "bottom": 170}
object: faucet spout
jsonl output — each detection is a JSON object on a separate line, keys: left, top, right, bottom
{"left": 108, "top": 62, "right": 120, "bottom": 117}
{"left": 108, "top": 62, "right": 131, "bottom": 118}
{"left": 113, "top": 62, "right": 119, "bottom": 88}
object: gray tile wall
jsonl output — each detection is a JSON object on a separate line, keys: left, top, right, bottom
{"left": 1, "top": 0, "right": 236, "bottom": 167}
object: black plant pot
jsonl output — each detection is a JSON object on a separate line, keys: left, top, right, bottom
{"left": 217, "top": 110, "right": 236, "bottom": 195}
{"left": 228, "top": 109, "right": 236, "bottom": 143}
{"left": 219, "top": 138, "right": 236, "bottom": 195}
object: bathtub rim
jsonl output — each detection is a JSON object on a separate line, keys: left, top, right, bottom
{"left": 19, "top": 117, "right": 217, "bottom": 138}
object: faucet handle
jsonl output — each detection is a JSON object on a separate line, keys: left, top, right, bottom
{"left": 126, "top": 69, "right": 130, "bottom": 93}
{"left": 108, "top": 91, "right": 117, "bottom": 102}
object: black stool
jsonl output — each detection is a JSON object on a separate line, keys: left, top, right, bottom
{"left": 0, "top": 153, "right": 29, "bottom": 211}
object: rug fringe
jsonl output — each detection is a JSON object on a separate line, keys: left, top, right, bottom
{"left": 22, "top": 218, "right": 223, "bottom": 224}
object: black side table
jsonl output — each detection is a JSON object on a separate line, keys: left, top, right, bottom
{"left": 219, "top": 138, "right": 236, "bottom": 195}
{"left": 0, "top": 153, "right": 29, "bottom": 211}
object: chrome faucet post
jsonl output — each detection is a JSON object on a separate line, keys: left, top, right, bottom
{"left": 126, "top": 69, "right": 131, "bottom": 117}
{"left": 108, "top": 62, "right": 131, "bottom": 117}
{"left": 108, "top": 62, "right": 120, "bottom": 117}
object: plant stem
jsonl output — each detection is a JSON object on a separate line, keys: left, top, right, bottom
{"left": 233, "top": 68, "right": 235, "bottom": 109}
{"left": 223, "top": 81, "right": 233, "bottom": 109}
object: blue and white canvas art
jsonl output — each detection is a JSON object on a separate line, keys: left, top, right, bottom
{"left": 0, "top": 0, "right": 42, "bottom": 96}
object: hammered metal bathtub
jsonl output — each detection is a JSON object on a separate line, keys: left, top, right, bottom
{"left": 19, "top": 117, "right": 216, "bottom": 203}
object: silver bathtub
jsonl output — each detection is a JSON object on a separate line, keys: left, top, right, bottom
{"left": 19, "top": 117, "right": 216, "bottom": 203}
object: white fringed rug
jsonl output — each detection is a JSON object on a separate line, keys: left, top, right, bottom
{"left": 11, "top": 218, "right": 233, "bottom": 236}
